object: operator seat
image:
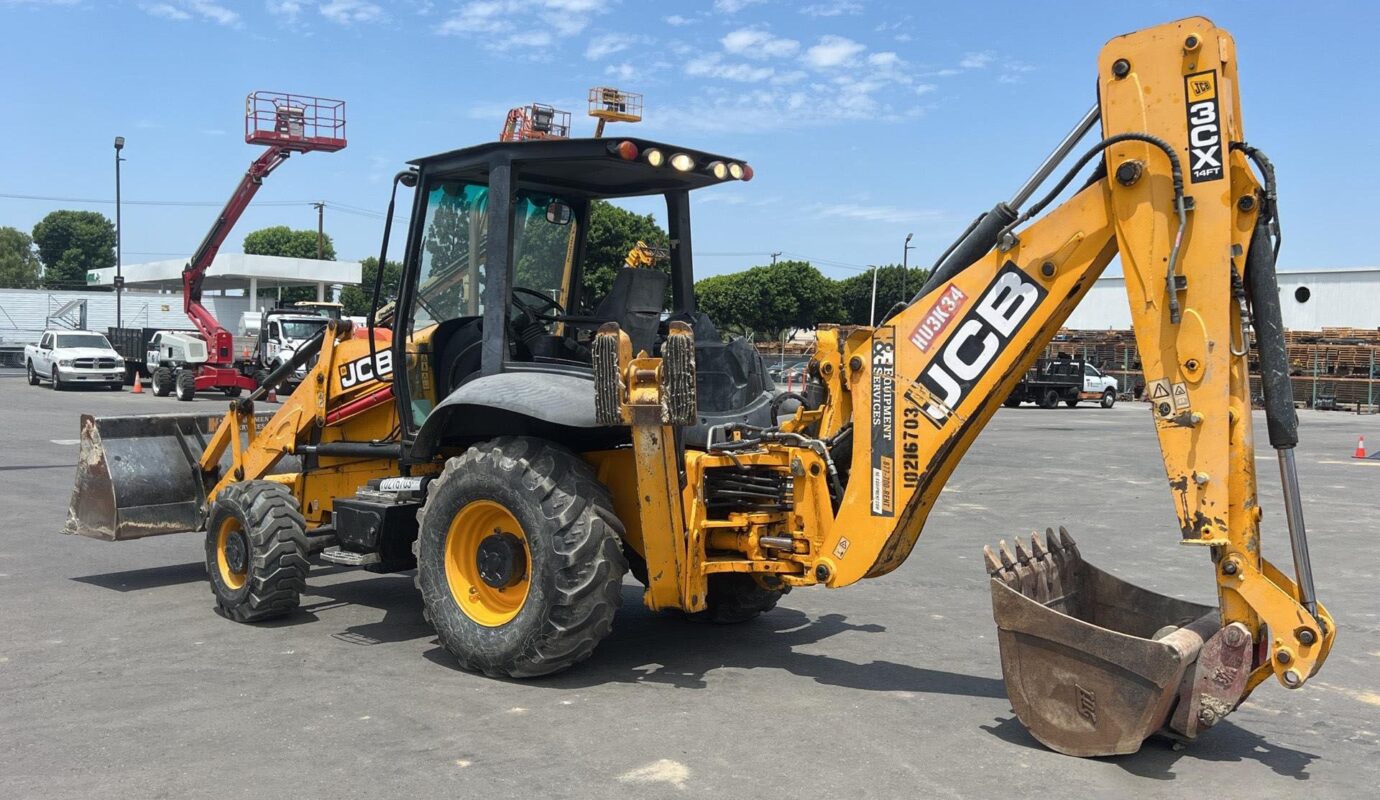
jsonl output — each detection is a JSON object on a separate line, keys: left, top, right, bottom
{"left": 587, "top": 267, "right": 667, "bottom": 356}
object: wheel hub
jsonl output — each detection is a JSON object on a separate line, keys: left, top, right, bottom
{"left": 476, "top": 531, "right": 526, "bottom": 589}
{"left": 223, "top": 529, "right": 248, "bottom": 575}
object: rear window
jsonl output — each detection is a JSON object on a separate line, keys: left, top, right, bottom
{"left": 56, "top": 333, "right": 112, "bottom": 349}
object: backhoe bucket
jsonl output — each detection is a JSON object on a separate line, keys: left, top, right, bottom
{"left": 65, "top": 413, "right": 221, "bottom": 541}
{"left": 985, "top": 528, "right": 1251, "bottom": 757}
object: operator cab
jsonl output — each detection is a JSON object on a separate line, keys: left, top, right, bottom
{"left": 393, "top": 137, "right": 772, "bottom": 456}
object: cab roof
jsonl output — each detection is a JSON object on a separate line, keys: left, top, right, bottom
{"left": 408, "top": 137, "right": 751, "bottom": 199}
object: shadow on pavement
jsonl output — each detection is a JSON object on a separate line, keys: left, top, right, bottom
{"left": 423, "top": 584, "right": 1006, "bottom": 698}
{"left": 72, "top": 561, "right": 208, "bottom": 592}
{"left": 981, "top": 715, "right": 1318, "bottom": 780}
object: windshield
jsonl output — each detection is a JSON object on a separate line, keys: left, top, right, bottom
{"left": 280, "top": 319, "right": 327, "bottom": 341}
{"left": 412, "top": 180, "right": 576, "bottom": 332}
{"left": 56, "top": 333, "right": 111, "bottom": 349}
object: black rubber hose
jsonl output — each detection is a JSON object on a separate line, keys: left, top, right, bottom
{"left": 1244, "top": 212, "right": 1297, "bottom": 449}
{"left": 914, "top": 203, "right": 1019, "bottom": 301}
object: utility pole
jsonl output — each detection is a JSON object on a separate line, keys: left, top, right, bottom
{"left": 869, "top": 265, "right": 880, "bottom": 326}
{"left": 902, "top": 232, "right": 914, "bottom": 300}
{"left": 114, "top": 136, "right": 125, "bottom": 327}
{"left": 312, "top": 202, "right": 326, "bottom": 259}
{"left": 770, "top": 251, "right": 781, "bottom": 265}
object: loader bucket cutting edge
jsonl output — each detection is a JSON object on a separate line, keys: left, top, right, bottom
{"left": 66, "top": 412, "right": 226, "bottom": 541}
{"left": 985, "top": 528, "right": 1245, "bottom": 757}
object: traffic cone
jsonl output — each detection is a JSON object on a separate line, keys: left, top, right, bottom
{"left": 131, "top": 375, "right": 143, "bottom": 394}
{"left": 1355, "top": 436, "right": 1368, "bottom": 459}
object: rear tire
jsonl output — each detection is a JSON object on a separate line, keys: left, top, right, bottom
{"left": 415, "top": 437, "right": 627, "bottom": 678}
{"left": 1065, "top": 398, "right": 1079, "bottom": 408}
{"left": 26, "top": 361, "right": 40, "bottom": 386}
{"left": 1039, "top": 388, "right": 1059, "bottom": 409}
{"left": 693, "top": 574, "right": 788, "bottom": 624}
{"left": 175, "top": 370, "right": 196, "bottom": 401}
{"left": 222, "top": 386, "right": 243, "bottom": 398}
{"left": 1003, "top": 396, "right": 1021, "bottom": 408}
{"left": 204, "top": 480, "right": 309, "bottom": 622}
{"left": 1101, "top": 389, "right": 1116, "bottom": 408}
{"left": 152, "top": 366, "right": 173, "bottom": 396}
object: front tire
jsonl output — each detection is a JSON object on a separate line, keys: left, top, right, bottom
{"left": 152, "top": 366, "right": 173, "bottom": 396}
{"left": 415, "top": 437, "right": 627, "bottom": 678}
{"left": 175, "top": 370, "right": 196, "bottom": 401}
{"left": 26, "top": 361, "right": 40, "bottom": 386}
{"left": 51, "top": 367, "right": 64, "bottom": 391}
{"left": 1101, "top": 389, "right": 1116, "bottom": 408}
{"left": 204, "top": 481, "right": 309, "bottom": 622}
{"left": 1065, "top": 398, "right": 1079, "bottom": 408}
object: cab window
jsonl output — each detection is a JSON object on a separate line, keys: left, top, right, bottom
{"left": 1084, "top": 365, "right": 1099, "bottom": 377}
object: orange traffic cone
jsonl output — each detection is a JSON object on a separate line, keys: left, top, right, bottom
{"left": 131, "top": 375, "right": 143, "bottom": 394}
{"left": 1355, "top": 436, "right": 1368, "bottom": 459}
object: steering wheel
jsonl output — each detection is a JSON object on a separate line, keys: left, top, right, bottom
{"left": 510, "top": 287, "right": 565, "bottom": 319}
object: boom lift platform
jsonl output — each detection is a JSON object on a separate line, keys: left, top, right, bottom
{"left": 66, "top": 19, "right": 1334, "bottom": 759}
{"left": 169, "top": 92, "right": 346, "bottom": 400}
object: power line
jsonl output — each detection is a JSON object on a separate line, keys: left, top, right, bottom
{"left": 0, "top": 192, "right": 309, "bottom": 208}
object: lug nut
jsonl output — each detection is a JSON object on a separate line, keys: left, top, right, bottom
{"left": 814, "top": 564, "right": 831, "bottom": 582}
{"left": 1221, "top": 559, "right": 1239, "bottom": 576}
{"left": 1276, "top": 648, "right": 1292, "bottom": 665}
{"left": 849, "top": 356, "right": 863, "bottom": 372}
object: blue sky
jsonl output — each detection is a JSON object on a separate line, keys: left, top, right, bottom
{"left": 2, "top": 0, "right": 1377, "bottom": 281}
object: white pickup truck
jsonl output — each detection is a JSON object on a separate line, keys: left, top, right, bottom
{"left": 25, "top": 330, "right": 126, "bottom": 390}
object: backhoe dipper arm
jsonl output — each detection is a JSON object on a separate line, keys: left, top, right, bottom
{"left": 814, "top": 18, "right": 1333, "bottom": 694}
{"left": 181, "top": 146, "right": 293, "bottom": 345}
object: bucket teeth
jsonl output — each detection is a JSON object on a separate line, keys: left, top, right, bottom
{"left": 985, "top": 526, "right": 1081, "bottom": 604}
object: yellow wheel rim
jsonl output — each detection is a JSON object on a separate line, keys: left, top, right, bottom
{"left": 444, "top": 500, "right": 530, "bottom": 627}
{"left": 216, "top": 516, "right": 248, "bottom": 591}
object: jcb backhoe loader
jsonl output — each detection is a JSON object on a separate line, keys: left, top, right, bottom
{"left": 66, "top": 18, "right": 1334, "bottom": 757}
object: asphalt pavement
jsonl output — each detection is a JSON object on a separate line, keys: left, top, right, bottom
{"left": 1, "top": 368, "right": 1377, "bottom": 799}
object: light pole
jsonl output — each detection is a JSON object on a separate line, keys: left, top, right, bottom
{"left": 902, "top": 232, "right": 914, "bottom": 300}
{"left": 114, "top": 136, "right": 125, "bottom": 328}
{"left": 869, "top": 265, "right": 880, "bottom": 326}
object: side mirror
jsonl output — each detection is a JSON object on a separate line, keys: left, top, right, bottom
{"left": 545, "top": 201, "right": 572, "bottom": 226}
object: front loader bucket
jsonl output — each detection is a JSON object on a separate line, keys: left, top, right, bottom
{"left": 66, "top": 413, "right": 222, "bottom": 540}
{"left": 985, "top": 528, "right": 1251, "bottom": 757}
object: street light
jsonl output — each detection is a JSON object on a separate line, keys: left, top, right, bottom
{"left": 902, "top": 232, "right": 914, "bottom": 300}
{"left": 114, "top": 136, "right": 125, "bottom": 328}
{"left": 869, "top": 265, "right": 880, "bottom": 326}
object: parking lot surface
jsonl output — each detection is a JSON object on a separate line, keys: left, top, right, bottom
{"left": 2, "top": 368, "right": 1377, "bottom": 799}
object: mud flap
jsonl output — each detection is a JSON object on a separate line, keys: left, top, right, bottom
{"left": 985, "top": 528, "right": 1249, "bottom": 757}
{"left": 65, "top": 413, "right": 227, "bottom": 540}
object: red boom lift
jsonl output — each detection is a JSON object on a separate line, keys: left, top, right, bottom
{"left": 178, "top": 91, "right": 346, "bottom": 396}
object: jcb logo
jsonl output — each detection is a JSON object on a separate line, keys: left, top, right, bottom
{"left": 1184, "top": 70, "right": 1223, "bottom": 183}
{"left": 339, "top": 350, "right": 393, "bottom": 389}
{"left": 909, "top": 263, "right": 1045, "bottom": 427}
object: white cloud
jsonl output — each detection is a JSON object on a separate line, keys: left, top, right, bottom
{"left": 722, "top": 28, "right": 799, "bottom": 59}
{"left": 685, "top": 53, "right": 774, "bottom": 83}
{"left": 141, "top": 1, "right": 240, "bottom": 26}
{"left": 804, "top": 35, "right": 865, "bottom": 68}
{"left": 713, "top": 0, "right": 764, "bottom": 12}
{"left": 585, "top": 32, "right": 629, "bottom": 60}
{"left": 438, "top": 0, "right": 610, "bottom": 49}
{"left": 605, "top": 62, "right": 636, "bottom": 81}
{"left": 320, "top": 0, "right": 383, "bottom": 24}
{"left": 867, "top": 51, "right": 899, "bottom": 68}
{"left": 814, "top": 202, "right": 943, "bottom": 225}
{"left": 266, "top": 0, "right": 303, "bottom": 21}
{"left": 801, "top": 1, "right": 862, "bottom": 16}
{"left": 664, "top": 14, "right": 693, "bottom": 26}
{"left": 959, "top": 51, "right": 994, "bottom": 69}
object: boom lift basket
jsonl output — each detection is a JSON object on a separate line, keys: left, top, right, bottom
{"left": 245, "top": 91, "right": 346, "bottom": 152}
{"left": 986, "top": 529, "right": 1245, "bottom": 756}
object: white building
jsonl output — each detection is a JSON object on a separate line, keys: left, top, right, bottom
{"left": 86, "top": 253, "right": 361, "bottom": 310}
{"left": 1064, "top": 267, "right": 1380, "bottom": 330}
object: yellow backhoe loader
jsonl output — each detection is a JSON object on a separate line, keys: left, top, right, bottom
{"left": 65, "top": 17, "right": 1334, "bottom": 757}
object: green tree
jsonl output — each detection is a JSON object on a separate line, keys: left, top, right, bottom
{"left": 31, "top": 210, "right": 115, "bottom": 289}
{"left": 580, "top": 199, "right": 669, "bottom": 310}
{"left": 0, "top": 226, "right": 42, "bottom": 289}
{"left": 340, "top": 256, "right": 403, "bottom": 317}
{"left": 836, "top": 265, "right": 930, "bottom": 326}
{"left": 696, "top": 260, "right": 843, "bottom": 341}
{"left": 243, "top": 225, "right": 337, "bottom": 303}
